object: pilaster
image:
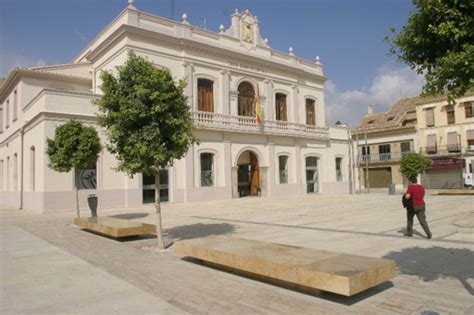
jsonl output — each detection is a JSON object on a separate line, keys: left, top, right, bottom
{"left": 220, "top": 69, "right": 230, "bottom": 115}
{"left": 291, "top": 84, "right": 299, "bottom": 124}
{"left": 183, "top": 62, "right": 195, "bottom": 110}
{"left": 264, "top": 79, "right": 273, "bottom": 121}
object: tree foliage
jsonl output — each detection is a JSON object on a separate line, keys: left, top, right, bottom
{"left": 95, "top": 51, "right": 197, "bottom": 176}
{"left": 400, "top": 152, "right": 432, "bottom": 179}
{"left": 386, "top": 0, "right": 474, "bottom": 99}
{"left": 47, "top": 119, "right": 101, "bottom": 173}
{"left": 46, "top": 119, "right": 101, "bottom": 217}
{"left": 95, "top": 50, "right": 197, "bottom": 249}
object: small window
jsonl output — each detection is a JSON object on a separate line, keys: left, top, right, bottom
{"left": 197, "top": 79, "right": 214, "bottom": 112}
{"left": 279, "top": 155, "right": 289, "bottom": 184}
{"left": 335, "top": 157, "right": 342, "bottom": 181}
{"left": 446, "top": 106, "right": 455, "bottom": 125}
{"left": 401, "top": 142, "right": 411, "bottom": 156}
{"left": 464, "top": 102, "right": 473, "bottom": 118}
{"left": 362, "top": 146, "right": 371, "bottom": 162}
{"left": 13, "top": 90, "right": 17, "bottom": 122}
{"left": 367, "top": 119, "right": 375, "bottom": 124}
{"left": 387, "top": 116, "right": 394, "bottom": 121}
{"left": 200, "top": 153, "right": 214, "bottom": 187}
{"left": 426, "top": 134, "right": 437, "bottom": 154}
{"left": 76, "top": 164, "right": 97, "bottom": 189}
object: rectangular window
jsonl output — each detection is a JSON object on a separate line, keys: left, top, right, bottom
{"left": 378, "top": 144, "right": 391, "bottom": 161}
{"left": 279, "top": 155, "right": 289, "bottom": 184}
{"left": 275, "top": 93, "right": 287, "bottom": 121}
{"left": 426, "top": 134, "right": 437, "bottom": 154}
{"left": 401, "top": 142, "right": 411, "bottom": 156}
{"left": 335, "top": 157, "right": 342, "bottom": 181}
{"left": 447, "top": 132, "right": 459, "bottom": 152}
{"left": 446, "top": 106, "right": 455, "bottom": 125}
{"left": 306, "top": 99, "right": 315, "bottom": 126}
{"left": 425, "top": 108, "right": 434, "bottom": 127}
{"left": 467, "top": 130, "right": 474, "bottom": 148}
{"left": 13, "top": 90, "right": 17, "bottom": 122}
{"left": 464, "top": 102, "right": 474, "bottom": 118}
{"left": 200, "top": 153, "right": 214, "bottom": 187}
{"left": 197, "top": 79, "right": 214, "bottom": 112}
{"left": 75, "top": 164, "right": 97, "bottom": 189}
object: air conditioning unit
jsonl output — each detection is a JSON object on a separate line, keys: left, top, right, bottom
{"left": 468, "top": 145, "right": 474, "bottom": 151}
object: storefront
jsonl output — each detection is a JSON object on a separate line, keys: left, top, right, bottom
{"left": 424, "top": 157, "right": 464, "bottom": 189}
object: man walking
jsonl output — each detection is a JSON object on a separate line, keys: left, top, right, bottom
{"left": 404, "top": 176, "right": 432, "bottom": 239}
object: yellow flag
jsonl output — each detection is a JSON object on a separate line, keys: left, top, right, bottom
{"left": 256, "top": 86, "right": 262, "bottom": 125}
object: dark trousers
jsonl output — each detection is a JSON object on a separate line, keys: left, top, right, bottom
{"left": 407, "top": 204, "right": 432, "bottom": 237}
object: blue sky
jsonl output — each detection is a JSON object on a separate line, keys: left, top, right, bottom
{"left": 0, "top": 0, "right": 424, "bottom": 126}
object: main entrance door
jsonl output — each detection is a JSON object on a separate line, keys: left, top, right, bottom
{"left": 306, "top": 157, "right": 319, "bottom": 193}
{"left": 142, "top": 169, "right": 169, "bottom": 203}
{"left": 237, "top": 151, "right": 260, "bottom": 197}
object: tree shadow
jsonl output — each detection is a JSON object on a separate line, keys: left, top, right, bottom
{"left": 384, "top": 246, "right": 474, "bottom": 295}
{"left": 164, "top": 223, "right": 235, "bottom": 241}
{"left": 109, "top": 213, "right": 150, "bottom": 220}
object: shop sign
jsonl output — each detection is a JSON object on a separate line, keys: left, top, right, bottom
{"left": 430, "top": 157, "right": 464, "bottom": 169}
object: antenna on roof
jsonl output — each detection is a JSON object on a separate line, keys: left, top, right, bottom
{"left": 200, "top": 16, "right": 210, "bottom": 30}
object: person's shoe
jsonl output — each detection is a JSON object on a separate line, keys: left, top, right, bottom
{"left": 427, "top": 233, "right": 432, "bottom": 239}
{"left": 404, "top": 233, "right": 413, "bottom": 237}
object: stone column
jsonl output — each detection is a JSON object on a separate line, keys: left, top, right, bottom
{"left": 230, "top": 91, "right": 239, "bottom": 116}
{"left": 291, "top": 84, "right": 299, "bottom": 124}
{"left": 183, "top": 62, "right": 195, "bottom": 110}
{"left": 259, "top": 167, "right": 269, "bottom": 196}
{"left": 264, "top": 79, "right": 273, "bottom": 121}
{"left": 220, "top": 69, "right": 230, "bottom": 115}
{"left": 184, "top": 145, "right": 195, "bottom": 202}
{"left": 223, "top": 139, "right": 232, "bottom": 198}
{"left": 232, "top": 166, "right": 239, "bottom": 198}
{"left": 295, "top": 143, "right": 303, "bottom": 193}
{"left": 267, "top": 142, "right": 275, "bottom": 195}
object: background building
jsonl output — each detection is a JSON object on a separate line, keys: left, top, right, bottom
{"left": 353, "top": 93, "right": 474, "bottom": 191}
{"left": 0, "top": 4, "right": 352, "bottom": 212}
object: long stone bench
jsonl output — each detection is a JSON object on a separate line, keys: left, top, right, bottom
{"left": 174, "top": 236, "right": 396, "bottom": 296}
{"left": 74, "top": 217, "right": 156, "bottom": 238}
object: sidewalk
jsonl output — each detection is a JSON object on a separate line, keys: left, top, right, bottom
{"left": 1, "top": 193, "right": 473, "bottom": 314}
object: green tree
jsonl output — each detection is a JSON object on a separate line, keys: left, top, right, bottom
{"left": 400, "top": 152, "right": 432, "bottom": 179}
{"left": 386, "top": 0, "right": 474, "bottom": 99}
{"left": 46, "top": 120, "right": 101, "bottom": 218}
{"left": 95, "top": 51, "right": 197, "bottom": 249}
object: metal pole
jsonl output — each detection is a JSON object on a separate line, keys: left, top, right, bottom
{"left": 347, "top": 128, "right": 353, "bottom": 194}
{"left": 356, "top": 130, "right": 361, "bottom": 194}
{"left": 364, "top": 129, "right": 370, "bottom": 194}
{"left": 459, "top": 133, "right": 464, "bottom": 189}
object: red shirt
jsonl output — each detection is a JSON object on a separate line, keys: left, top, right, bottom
{"left": 406, "top": 184, "right": 425, "bottom": 206}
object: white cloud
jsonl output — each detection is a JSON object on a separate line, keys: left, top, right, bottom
{"left": 325, "top": 65, "right": 424, "bottom": 127}
{"left": 0, "top": 50, "right": 48, "bottom": 78}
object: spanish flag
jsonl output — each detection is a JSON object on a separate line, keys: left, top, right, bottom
{"left": 256, "top": 86, "right": 262, "bottom": 125}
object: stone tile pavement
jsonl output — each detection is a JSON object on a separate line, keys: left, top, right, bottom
{"left": 1, "top": 192, "right": 473, "bottom": 314}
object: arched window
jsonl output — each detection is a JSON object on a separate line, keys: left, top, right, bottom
{"left": 278, "top": 155, "right": 289, "bottom": 184}
{"left": 200, "top": 153, "right": 214, "bottom": 187}
{"left": 306, "top": 99, "right": 316, "bottom": 126}
{"left": 30, "top": 146, "right": 35, "bottom": 191}
{"left": 335, "top": 157, "right": 343, "bottom": 181}
{"left": 275, "top": 93, "right": 287, "bottom": 121}
{"left": 238, "top": 82, "right": 255, "bottom": 117}
{"left": 197, "top": 79, "right": 214, "bottom": 112}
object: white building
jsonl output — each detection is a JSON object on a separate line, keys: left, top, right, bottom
{"left": 0, "top": 2, "right": 353, "bottom": 213}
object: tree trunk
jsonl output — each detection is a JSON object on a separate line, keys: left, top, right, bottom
{"left": 155, "top": 171, "right": 166, "bottom": 249}
{"left": 74, "top": 168, "right": 80, "bottom": 218}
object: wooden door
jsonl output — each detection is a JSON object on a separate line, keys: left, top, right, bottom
{"left": 250, "top": 152, "right": 260, "bottom": 196}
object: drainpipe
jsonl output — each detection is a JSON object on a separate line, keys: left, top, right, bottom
{"left": 19, "top": 124, "right": 24, "bottom": 209}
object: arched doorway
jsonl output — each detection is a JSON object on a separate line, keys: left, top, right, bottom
{"left": 306, "top": 156, "right": 319, "bottom": 193}
{"left": 238, "top": 82, "right": 255, "bottom": 117}
{"left": 236, "top": 150, "right": 260, "bottom": 197}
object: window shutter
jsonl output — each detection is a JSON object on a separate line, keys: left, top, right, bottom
{"left": 426, "top": 108, "right": 434, "bottom": 126}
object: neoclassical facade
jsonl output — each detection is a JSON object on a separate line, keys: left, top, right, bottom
{"left": 0, "top": 3, "right": 352, "bottom": 212}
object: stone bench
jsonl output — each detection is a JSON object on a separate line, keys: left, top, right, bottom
{"left": 74, "top": 217, "right": 155, "bottom": 238}
{"left": 174, "top": 236, "right": 396, "bottom": 296}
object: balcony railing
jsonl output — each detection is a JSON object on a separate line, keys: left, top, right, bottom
{"left": 419, "top": 145, "right": 474, "bottom": 156}
{"left": 359, "top": 152, "right": 409, "bottom": 164}
{"left": 192, "top": 111, "right": 329, "bottom": 139}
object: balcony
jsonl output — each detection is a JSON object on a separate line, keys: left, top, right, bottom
{"left": 420, "top": 145, "right": 472, "bottom": 156}
{"left": 359, "top": 152, "right": 409, "bottom": 164}
{"left": 192, "top": 111, "right": 330, "bottom": 140}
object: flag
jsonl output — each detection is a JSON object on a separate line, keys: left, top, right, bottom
{"left": 256, "top": 86, "right": 262, "bottom": 125}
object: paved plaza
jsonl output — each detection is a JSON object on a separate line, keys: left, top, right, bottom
{"left": 1, "top": 192, "right": 473, "bottom": 314}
